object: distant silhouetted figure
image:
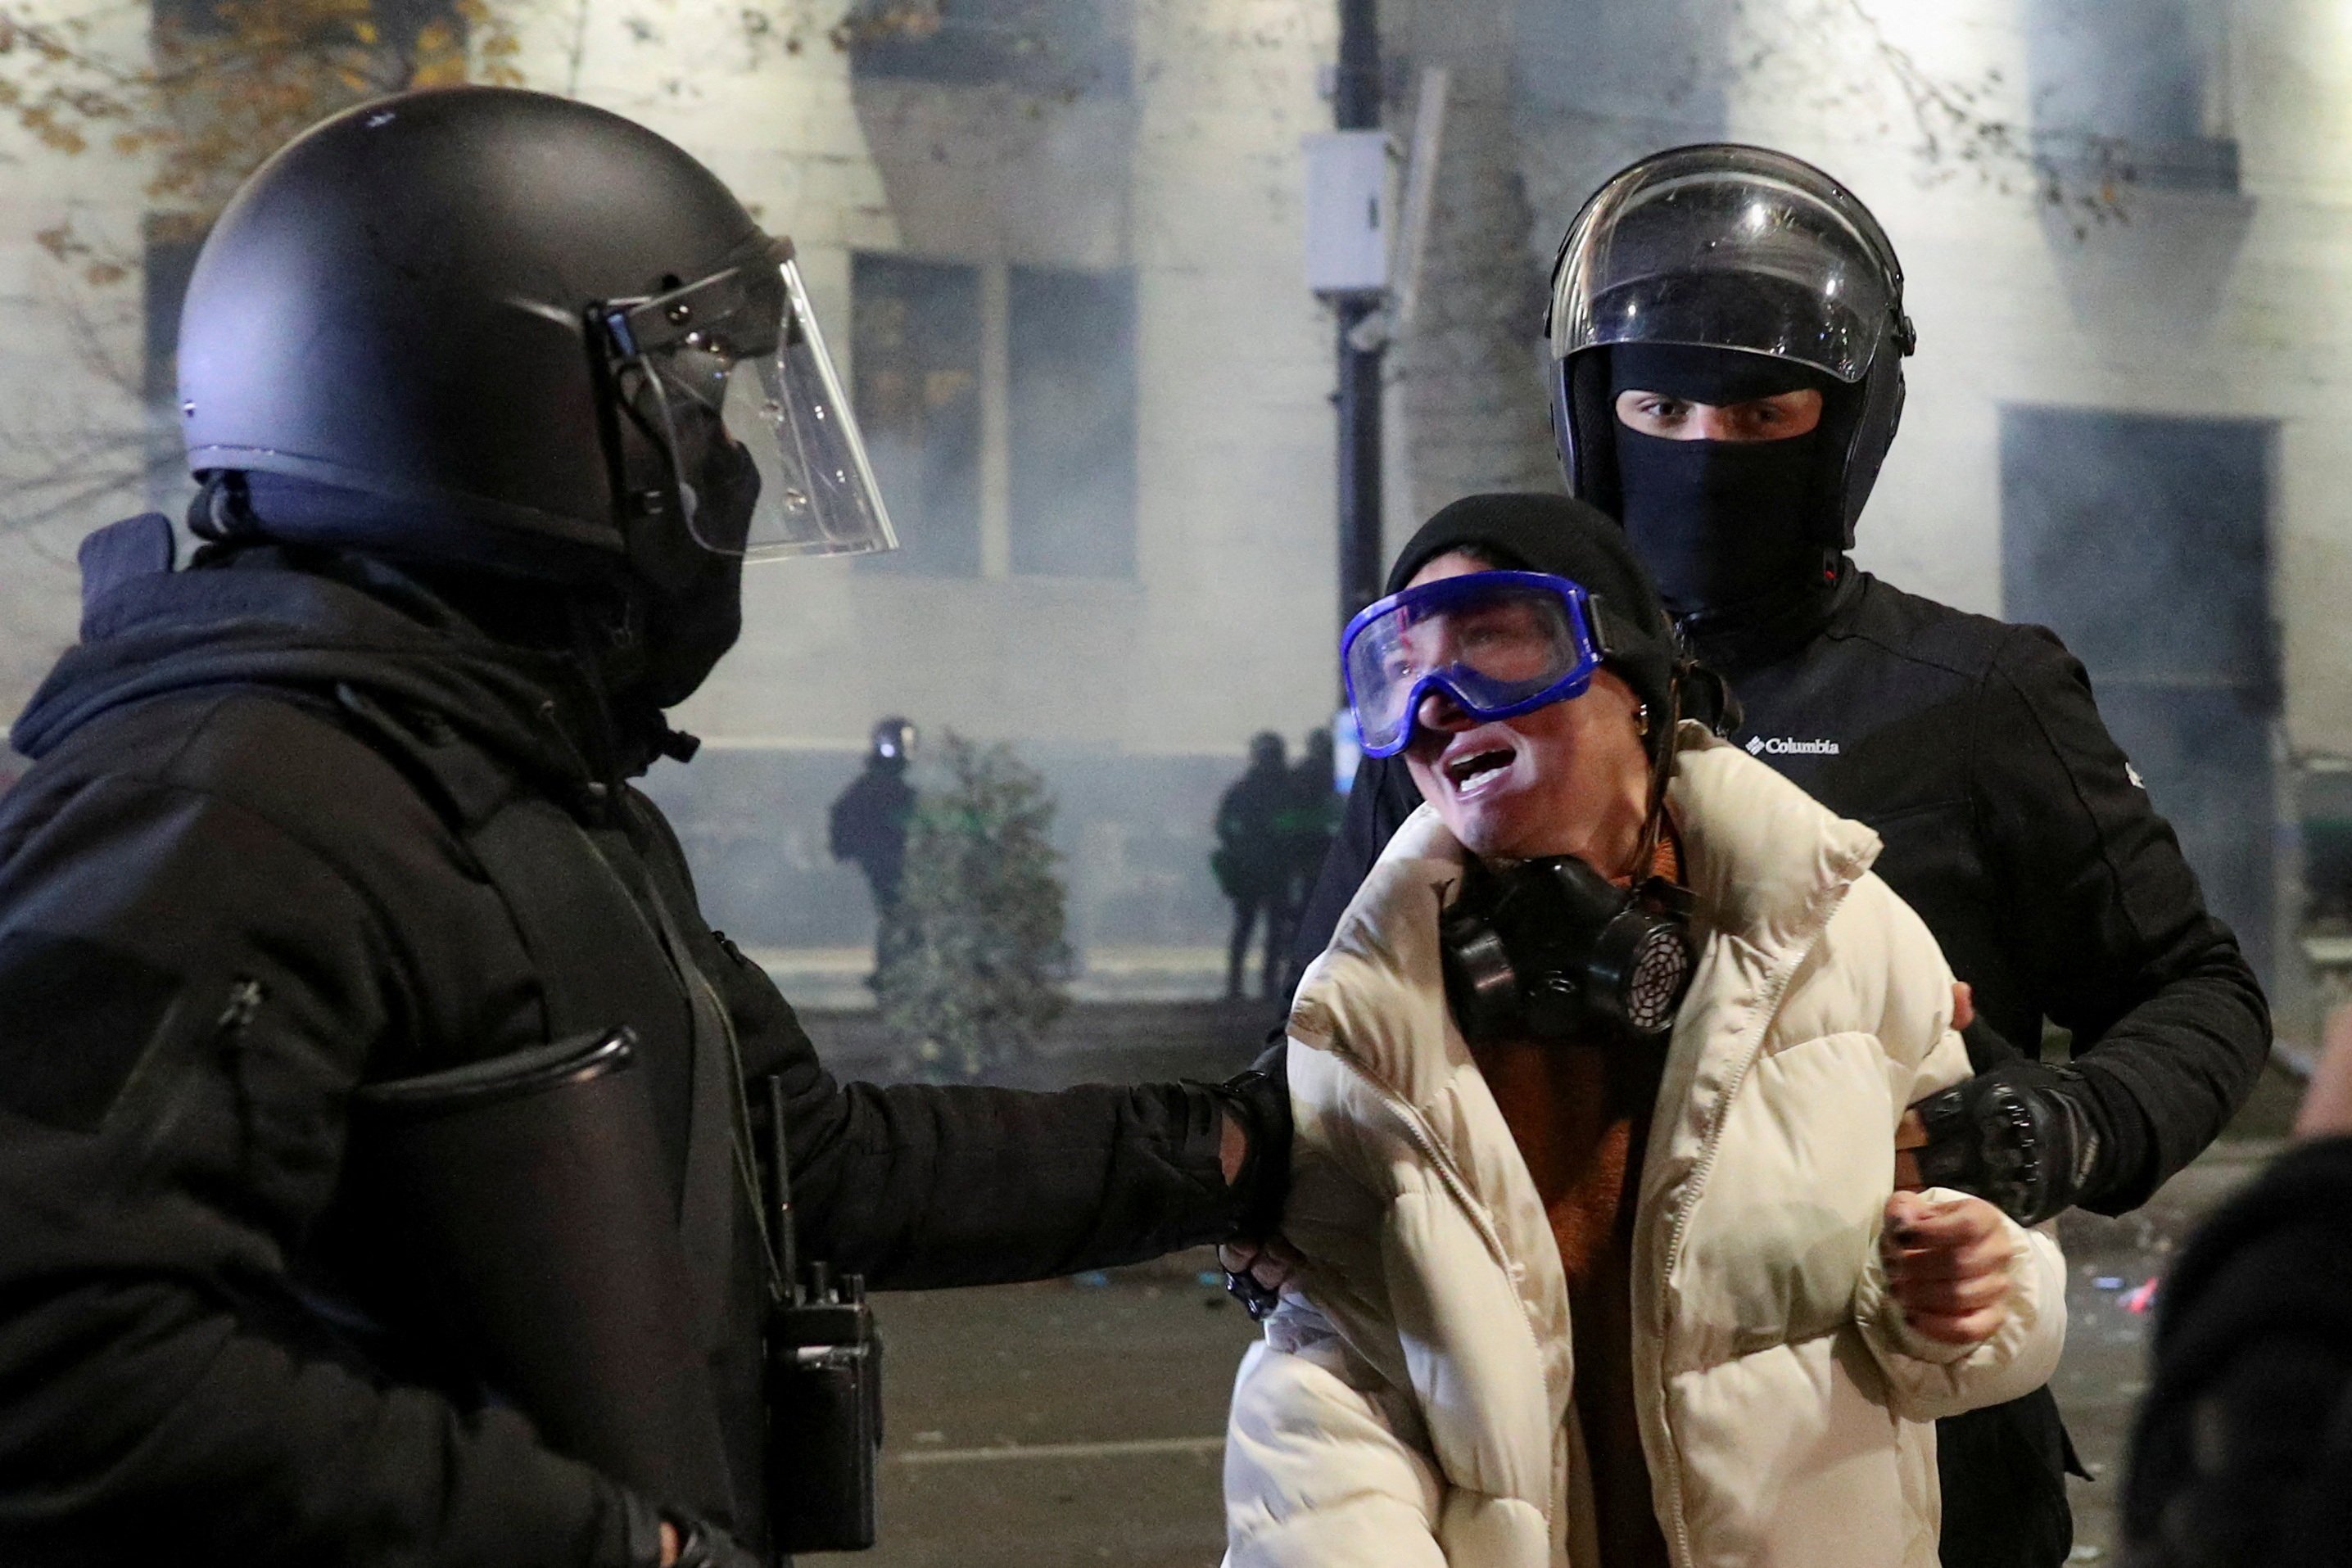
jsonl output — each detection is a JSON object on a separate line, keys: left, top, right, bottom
{"left": 1214, "top": 731, "right": 1291, "bottom": 1001}
{"left": 831, "top": 716, "right": 918, "bottom": 975}
{"left": 1273, "top": 728, "right": 1340, "bottom": 996}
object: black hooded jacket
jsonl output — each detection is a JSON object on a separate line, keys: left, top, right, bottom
{"left": 1296, "top": 564, "right": 2270, "bottom": 1215}
{"left": 0, "top": 545, "right": 1241, "bottom": 1566}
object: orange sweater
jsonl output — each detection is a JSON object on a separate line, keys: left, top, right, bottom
{"left": 1465, "top": 832, "right": 1681, "bottom": 1568}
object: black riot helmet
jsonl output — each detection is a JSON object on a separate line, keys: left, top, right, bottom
{"left": 177, "top": 86, "right": 897, "bottom": 582}
{"left": 871, "top": 716, "right": 917, "bottom": 765}
{"left": 1545, "top": 144, "right": 1916, "bottom": 549}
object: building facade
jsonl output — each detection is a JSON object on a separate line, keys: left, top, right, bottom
{"left": 0, "top": 0, "right": 2345, "bottom": 1031}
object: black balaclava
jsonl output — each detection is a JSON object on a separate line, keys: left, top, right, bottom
{"left": 624, "top": 431, "right": 759, "bottom": 711}
{"left": 1608, "top": 343, "right": 1835, "bottom": 617}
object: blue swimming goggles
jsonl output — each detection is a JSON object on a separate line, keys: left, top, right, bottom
{"left": 1342, "top": 571, "right": 1610, "bottom": 759}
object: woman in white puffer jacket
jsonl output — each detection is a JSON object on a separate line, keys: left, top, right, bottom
{"left": 1223, "top": 496, "right": 2066, "bottom": 1568}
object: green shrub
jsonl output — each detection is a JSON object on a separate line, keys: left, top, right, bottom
{"left": 875, "top": 732, "right": 1071, "bottom": 1079}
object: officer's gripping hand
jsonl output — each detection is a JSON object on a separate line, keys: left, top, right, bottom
{"left": 1210, "top": 1037, "right": 1294, "bottom": 1319}
{"left": 658, "top": 1517, "right": 762, "bottom": 1568}
{"left": 1897, "top": 983, "right": 2101, "bottom": 1227}
{"left": 1895, "top": 982, "right": 1975, "bottom": 1190}
{"left": 626, "top": 1495, "right": 760, "bottom": 1568}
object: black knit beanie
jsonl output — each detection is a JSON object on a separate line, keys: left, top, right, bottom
{"left": 1385, "top": 491, "right": 1702, "bottom": 750}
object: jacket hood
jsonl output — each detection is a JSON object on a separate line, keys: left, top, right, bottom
{"left": 12, "top": 547, "right": 613, "bottom": 792}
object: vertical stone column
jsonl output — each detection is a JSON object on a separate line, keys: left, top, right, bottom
{"left": 1387, "top": 0, "right": 1562, "bottom": 533}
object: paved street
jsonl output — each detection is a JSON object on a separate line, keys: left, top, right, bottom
{"left": 799, "top": 1004, "right": 2309, "bottom": 1566}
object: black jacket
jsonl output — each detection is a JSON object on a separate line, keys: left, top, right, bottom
{"left": 1214, "top": 761, "right": 1293, "bottom": 901}
{"left": 828, "top": 760, "right": 914, "bottom": 901}
{"left": 0, "top": 549, "right": 1242, "bottom": 1566}
{"left": 2123, "top": 1135, "right": 2352, "bottom": 1566}
{"left": 1291, "top": 566, "right": 2272, "bottom": 1568}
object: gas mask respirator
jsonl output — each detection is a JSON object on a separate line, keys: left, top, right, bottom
{"left": 1439, "top": 853, "right": 1697, "bottom": 1046}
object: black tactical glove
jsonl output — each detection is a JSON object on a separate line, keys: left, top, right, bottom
{"left": 1911, "top": 1057, "right": 2103, "bottom": 1227}
{"left": 667, "top": 1520, "right": 764, "bottom": 1568}
{"left": 1214, "top": 1035, "right": 1292, "bottom": 1320}
{"left": 622, "top": 1493, "right": 762, "bottom": 1568}
{"left": 1211, "top": 1035, "right": 1291, "bottom": 1237}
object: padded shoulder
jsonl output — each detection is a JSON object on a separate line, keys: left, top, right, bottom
{"left": 1835, "top": 573, "right": 2036, "bottom": 683}
{"left": 1771, "top": 870, "right": 1957, "bottom": 1077}
{"left": 34, "top": 685, "right": 474, "bottom": 888}
{"left": 5, "top": 685, "right": 531, "bottom": 1072}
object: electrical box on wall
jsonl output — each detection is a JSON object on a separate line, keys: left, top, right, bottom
{"left": 1303, "top": 130, "right": 1389, "bottom": 297}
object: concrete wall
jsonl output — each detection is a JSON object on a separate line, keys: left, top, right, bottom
{"left": 0, "top": 0, "right": 157, "bottom": 722}
{"left": 1381, "top": 0, "right": 1559, "bottom": 536}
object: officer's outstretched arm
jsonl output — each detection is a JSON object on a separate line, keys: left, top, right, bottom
{"left": 0, "top": 783, "right": 654, "bottom": 1566}
{"left": 714, "top": 946, "right": 1287, "bottom": 1290}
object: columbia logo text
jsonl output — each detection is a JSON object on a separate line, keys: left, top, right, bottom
{"left": 1746, "top": 736, "right": 1842, "bottom": 757}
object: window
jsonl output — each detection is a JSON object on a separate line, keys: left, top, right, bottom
{"left": 1008, "top": 264, "right": 1135, "bottom": 579}
{"left": 843, "top": 0, "right": 1131, "bottom": 97}
{"left": 852, "top": 254, "right": 984, "bottom": 576}
{"left": 2024, "top": 0, "right": 2238, "bottom": 193}
{"left": 849, "top": 253, "right": 1137, "bottom": 581}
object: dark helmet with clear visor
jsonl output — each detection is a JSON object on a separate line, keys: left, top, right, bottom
{"left": 1545, "top": 144, "right": 1916, "bottom": 546}
{"left": 177, "top": 86, "right": 896, "bottom": 572}
{"left": 600, "top": 237, "right": 897, "bottom": 561}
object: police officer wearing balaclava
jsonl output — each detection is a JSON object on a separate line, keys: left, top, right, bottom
{"left": 0, "top": 88, "right": 1287, "bottom": 1567}
{"left": 1287, "top": 144, "right": 2271, "bottom": 1568}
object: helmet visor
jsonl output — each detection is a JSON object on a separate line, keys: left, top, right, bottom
{"left": 614, "top": 251, "right": 899, "bottom": 561}
{"left": 1549, "top": 147, "right": 1899, "bottom": 384}
{"left": 1341, "top": 572, "right": 1603, "bottom": 759}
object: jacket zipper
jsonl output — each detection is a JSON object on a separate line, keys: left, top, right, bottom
{"left": 1331, "top": 1042, "right": 1560, "bottom": 1539}
{"left": 218, "top": 978, "right": 265, "bottom": 1035}
{"left": 1642, "top": 921, "right": 1840, "bottom": 1568}
{"left": 215, "top": 978, "right": 268, "bottom": 1184}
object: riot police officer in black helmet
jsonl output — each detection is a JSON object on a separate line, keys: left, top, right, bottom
{"left": 1289, "top": 143, "right": 2270, "bottom": 1568}
{"left": 0, "top": 87, "right": 1287, "bottom": 1567}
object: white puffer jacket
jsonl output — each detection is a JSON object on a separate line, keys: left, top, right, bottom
{"left": 1223, "top": 726, "right": 2067, "bottom": 1568}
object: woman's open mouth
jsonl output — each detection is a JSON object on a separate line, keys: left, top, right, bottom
{"left": 1442, "top": 743, "right": 1517, "bottom": 798}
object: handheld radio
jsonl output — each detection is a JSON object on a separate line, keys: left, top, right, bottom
{"left": 762, "top": 1075, "right": 883, "bottom": 1552}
